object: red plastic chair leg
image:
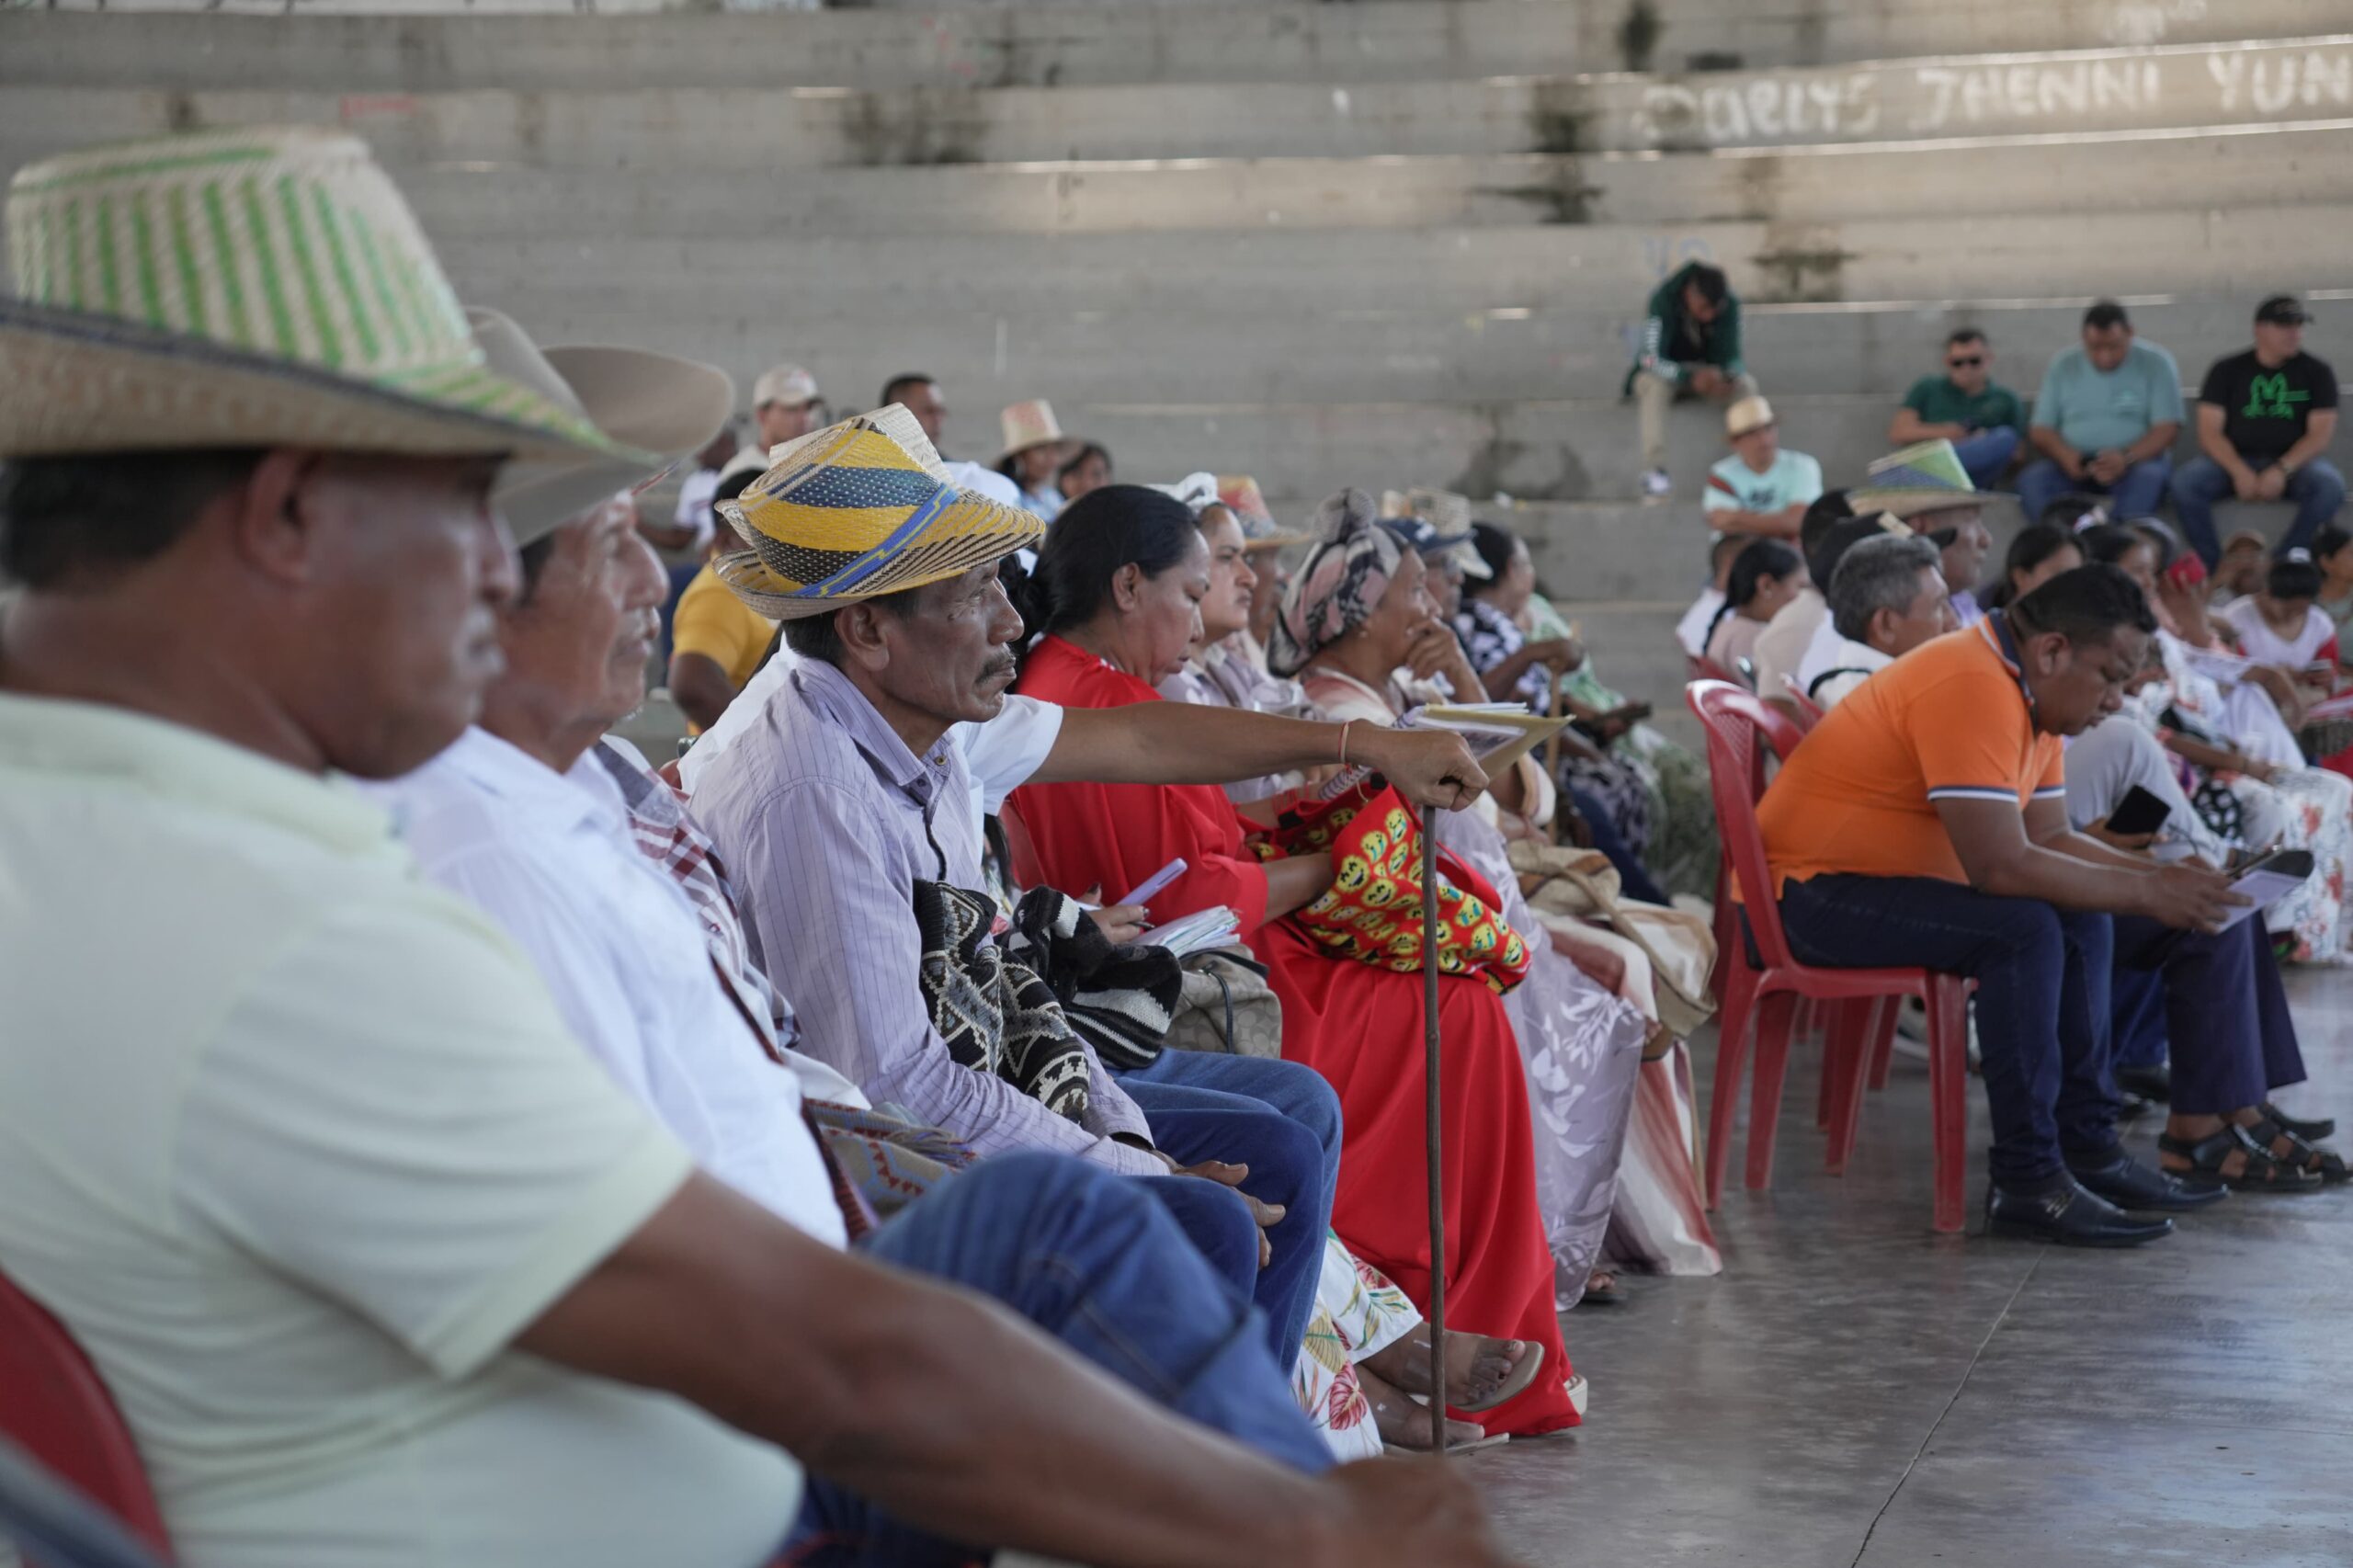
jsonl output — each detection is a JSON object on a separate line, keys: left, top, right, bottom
{"left": 1927, "top": 976, "right": 1972, "bottom": 1233}
{"left": 1705, "top": 955, "right": 1761, "bottom": 1210}
{"left": 1708, "top": 861, "right": 1734, "bottom": 1004}
{"left": 1824, "top": 997, "right": 1883, "bottom": 1174}
{"left": 1815, "top": 998, "right": 1865, "bottom": 1128}
{"left": 1743, "top": 989, "right": 1802, "bottom": 1193}
{"left": 1867, "top": 1001, "right": 1900, "bottom": 1090}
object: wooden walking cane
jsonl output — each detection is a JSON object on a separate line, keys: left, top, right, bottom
{"left": 1421, "top": 822, "right": 1449, "bottom": 1456}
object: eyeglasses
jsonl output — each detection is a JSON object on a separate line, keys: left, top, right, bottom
{"left": 1947, "top": 356, "right": 1984, "bottom": 369}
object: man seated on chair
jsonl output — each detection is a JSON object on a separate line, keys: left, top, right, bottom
{"left": 0, "top": 130, "right": 1513, "bottom": 1568}
{"left": 1807, "top": 533, "right": 1955, "bottom": 709}
{"left": 1754, "top": 564, "right": 2326, "bottom": 1245}
{"left": 684, "top": 407, "right": 1502, "bottom": 1387}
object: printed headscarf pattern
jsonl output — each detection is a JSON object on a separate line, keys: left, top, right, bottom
{"left": 1267, "top": 487, "right": 1408, "bottom": 678}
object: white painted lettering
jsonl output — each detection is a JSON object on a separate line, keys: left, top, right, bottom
{"left": 2207, "top": 50, "right": 2244, "bottom": 109}
{"left": 1701, "top": 85, "right": 1748, "bottom": 143}
{"left": 2040, "top": 62, "right": 2089, "bottom": 116}
{"left": 2253, "top": 56, "right": 2298, "bottom": 116}
{"left": 2302, "top": 50, "right": 2353, "bottom": 108}
{"left": 2092, "top": 57, "right": 2141, "bottom": 110}
{"left": 1747, "top": 78, "right": 1781, "bottom": 136}
{"left": 1913, "top": 66, "right": 1960, "bottom": 131}
{"left": 2008, "top": 64, "right": 2040, "bottom": 117}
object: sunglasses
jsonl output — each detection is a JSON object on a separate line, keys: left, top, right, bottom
{"left": 1947, "top": 355, "right": 1984, "bottom": 369}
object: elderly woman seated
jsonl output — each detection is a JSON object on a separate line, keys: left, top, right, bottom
{"left": 998, "top": 484, "right": 1585, "bottom": 1437}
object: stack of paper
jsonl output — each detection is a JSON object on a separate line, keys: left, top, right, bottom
{"left": 1151, "top": 904, "right": 1243, "bottom": 957}
{"left": 1411, "top": 703, "right": 1573, "bottom": 774}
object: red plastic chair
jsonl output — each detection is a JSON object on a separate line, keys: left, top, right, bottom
{"left": 1686, "top": 652, "right": 1739, "bottom": 686}
{"left": 1687, "top": 681, "right": 1975, "bottom": 1233}
{"left": 0, "top": 1268, "right": 170, "bottom": 1562}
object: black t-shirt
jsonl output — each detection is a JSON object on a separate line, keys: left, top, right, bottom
{"left": 2199, "top": 348, "right": 2338, "bottom": 464}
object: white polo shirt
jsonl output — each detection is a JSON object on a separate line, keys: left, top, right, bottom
{"left": 0, "top": 695, "right": 797, "bottom": 1568}
{"left": 369, "top": 727, "right": 848, "bottom": 1251}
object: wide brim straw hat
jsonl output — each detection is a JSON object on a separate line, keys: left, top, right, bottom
{"left": 716, "top": 403, "right": 1045, "bottom": 620}
{"left": 1846, "top": 437, "right": 2016, "bottom": 520}
{"left": 0, "top": 127, "right": 649, "bottom": 466}
{"left": 472, "top": 307, "right": 735, "bottom": 545}
{"left": 997, "top": 398, "right": 1065, "bottom": 460}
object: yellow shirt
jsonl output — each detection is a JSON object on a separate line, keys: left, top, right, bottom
{"left": 0, "top": 695, "right": 799, "bottom": 1568}
{"left": 671, "top": 562, "right": 778, "bottom": 729}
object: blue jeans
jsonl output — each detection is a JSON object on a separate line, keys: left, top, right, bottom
{"left": 1114, "top": 1051, "right": 1341, "bottom": 1374}
{"left": 2170, "top": 454, "right": 2348, "bottom": 566}
{"left": 792, "top": 1153, "right": 1331, "bottom": 1566}
{"left": 2109, "top": 916, "right": 2303, "bottom": 1117}
{"left": 1953, "top": 426, "right": 2021, "bottom": 491}
{"left": 2016, "top": 450, "right": 2173, "bottom": 528}
{"left": 1567, "top": 783, "right": 1671, "bottom": 905}
{"left": 1778, "top": 875, "right": 2119, "bottom": 1187}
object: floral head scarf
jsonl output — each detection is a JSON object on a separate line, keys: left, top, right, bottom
{"left": 1267, "top": 488, "right": 1409, "bottom": 678}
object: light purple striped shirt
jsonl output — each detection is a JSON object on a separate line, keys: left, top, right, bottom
{"left": 688, "top": 658, "right": 1164, "bottom": 1176}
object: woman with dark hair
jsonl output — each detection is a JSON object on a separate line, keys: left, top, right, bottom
{"left": 1057, "top": 440, "right": 1114, "bottom": 506}
{"left": 1979, "top": 522, "right": 2084, "bottom": 613}
{"left": 2083, "top": 524, "right": 2353, "bottom": 960}
{"left": 1702, "top": 538, "right": 1805, "bottom": 683}
{"left": 2313, "top": 524, "right": 2353, "bottom": 642}
{"left": 1003, "top": 484, "right": 1583, "bottom": 1438}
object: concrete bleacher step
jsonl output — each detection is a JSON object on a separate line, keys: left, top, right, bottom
{"left": 9, "top": 36, "right": 2348, "bottom": 168}
{"left": 493, "top": 292, "right": 2345, "bottom": 415}
{"left": 435, "top": 205, "right": 2353, "bottom": 327}
{"left": 15, "top": 89, "right": 2336, "bottom": 233}
{"left": 9, "top": 1, "right": 2343, "bottom": 93}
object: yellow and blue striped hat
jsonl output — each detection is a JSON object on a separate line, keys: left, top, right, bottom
{"left": 716, "top": 404, "right": 1045, "bottom": 620}
{"left": 0, "top": 126, "right": 651, "bottom": 464}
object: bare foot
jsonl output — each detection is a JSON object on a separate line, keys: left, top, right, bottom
{"left": 1360, "top": 1325, "right": 1529, "bottom": 1410}
{"left": 1356, "top": 1363, "right": 1488, "bottom": 1451}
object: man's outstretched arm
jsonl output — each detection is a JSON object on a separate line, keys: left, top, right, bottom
{"left": 1032, "top": 701, "right": 1489, "bottom": 811}
{"left": 519, "top": 1172, "right": 1519, "bottom": 1568}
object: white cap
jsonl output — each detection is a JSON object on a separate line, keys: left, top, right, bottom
{"left": 753, "top": 363, "right": 819, "bottom": 409}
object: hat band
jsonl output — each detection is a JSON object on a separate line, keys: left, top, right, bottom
{"left": 780, "top": 475, "right": 961, "bottom": 601}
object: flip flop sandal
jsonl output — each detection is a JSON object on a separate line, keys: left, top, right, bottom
{"left": 2260, "top": 1100, "right": 2337, "bottom": 1142}
{"left": 2244, "top": 1118, "right": 2350, "bottom": 1184}
{"left": 1455, "top": 1341, "right": 1547, "bottom": 1415}
{"left": 2158, "top": 1127, "right": 2323, "bottom": 1192}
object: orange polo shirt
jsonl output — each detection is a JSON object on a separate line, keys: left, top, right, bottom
{"left": 1756, "top": 619, "right": 2065, "bottom": 894}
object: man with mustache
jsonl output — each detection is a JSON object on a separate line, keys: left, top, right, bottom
{"left": 688, "top": 409, "right": 1495, "bottom": 1381}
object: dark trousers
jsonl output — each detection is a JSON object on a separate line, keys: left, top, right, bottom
{"left": 793, "top": 1153, "right": 1331, "bottom": 1566}
{"left": 2109, "top": 916, "right": 2305, "bottom": 1116}
{"left": 1115, "top": 1050, "right": 1342, "bottom": 1374}
{"left": 1779, "top": 875, "right": 2118, "bottom": 1187}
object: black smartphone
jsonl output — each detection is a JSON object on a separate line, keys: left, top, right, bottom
{"left": 2104, "top": 784, "right": 2172, "bottom": 838}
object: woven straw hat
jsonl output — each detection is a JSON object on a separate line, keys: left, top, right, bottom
{"left": 1725, "top": 395, "right": 1776, "bottom": 438}
{"left": 998, "top": 398, "right": 1064, "bottom": 460}
{"left": 471, "top": 308, "right": 735, "bottom": 545}
{"left": 716, "top": 403, "right": 1044, "bottom": 621}
{"left": 0, "top": 127, "right": 647, "bottom": 464}
{"left": 1380, "top": 485, "right": 1490, "bottom": 578}
{"left": 1220, "top": 474, "right": 1313, "bottom": 549}
{"left": 1846, "top": 437, "right": 2015, "bottom": 520}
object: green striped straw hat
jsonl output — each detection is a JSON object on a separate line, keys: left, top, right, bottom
{"left": 0, "top": 126, "right": 653, "bottom": 463}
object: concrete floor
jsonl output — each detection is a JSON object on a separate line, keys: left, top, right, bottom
{"left": 1473, "top": 969, "right": 2353, "bottom": 1568}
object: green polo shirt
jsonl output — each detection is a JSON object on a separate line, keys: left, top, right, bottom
{"left": 1900, "top": 375, "right": 2028, "bottom": 435}
{"left": 0, "top": 693, "right": 798, "bottom": 1568}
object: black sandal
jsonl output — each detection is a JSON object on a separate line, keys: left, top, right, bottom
{"left": 2259, "top": 1100, "right": 2337, "bottom": 1142}
{"left": 2244, "top": 1118, "right": 2350, "bottom": 1185}
{"left": 2157, "top": 1127, "right": 2322, "bottom": 1193}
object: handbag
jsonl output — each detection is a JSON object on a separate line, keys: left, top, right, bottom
{"left": 1261, "top": 778, "right": 1533, "bottom": 994}
{"left": 1508, "top": 840, "right": 1718, "bottom": 1047}
{"left": 1163, "top": 948, "right": 1287, "bottom": 1058}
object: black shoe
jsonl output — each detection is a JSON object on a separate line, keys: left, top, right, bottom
{"left": 1984, "top": 1178, "right": 2176, "bottom": 1247}
{"left": 2066, "top": 1149, "right": 2228, "bottom": 1211}
{"left": 2116, "top": 1064, "right": 2172, "bottom": 1103}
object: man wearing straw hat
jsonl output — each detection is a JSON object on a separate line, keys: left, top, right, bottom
{"left": 688, "top": 409, "right": 1501, "bottom": 1377}
{"left": 998, "top": 397, "right": 1071, "bottom": 521}
{"left": 0, "top": 130, "right": 1512, "bottom": 1568}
